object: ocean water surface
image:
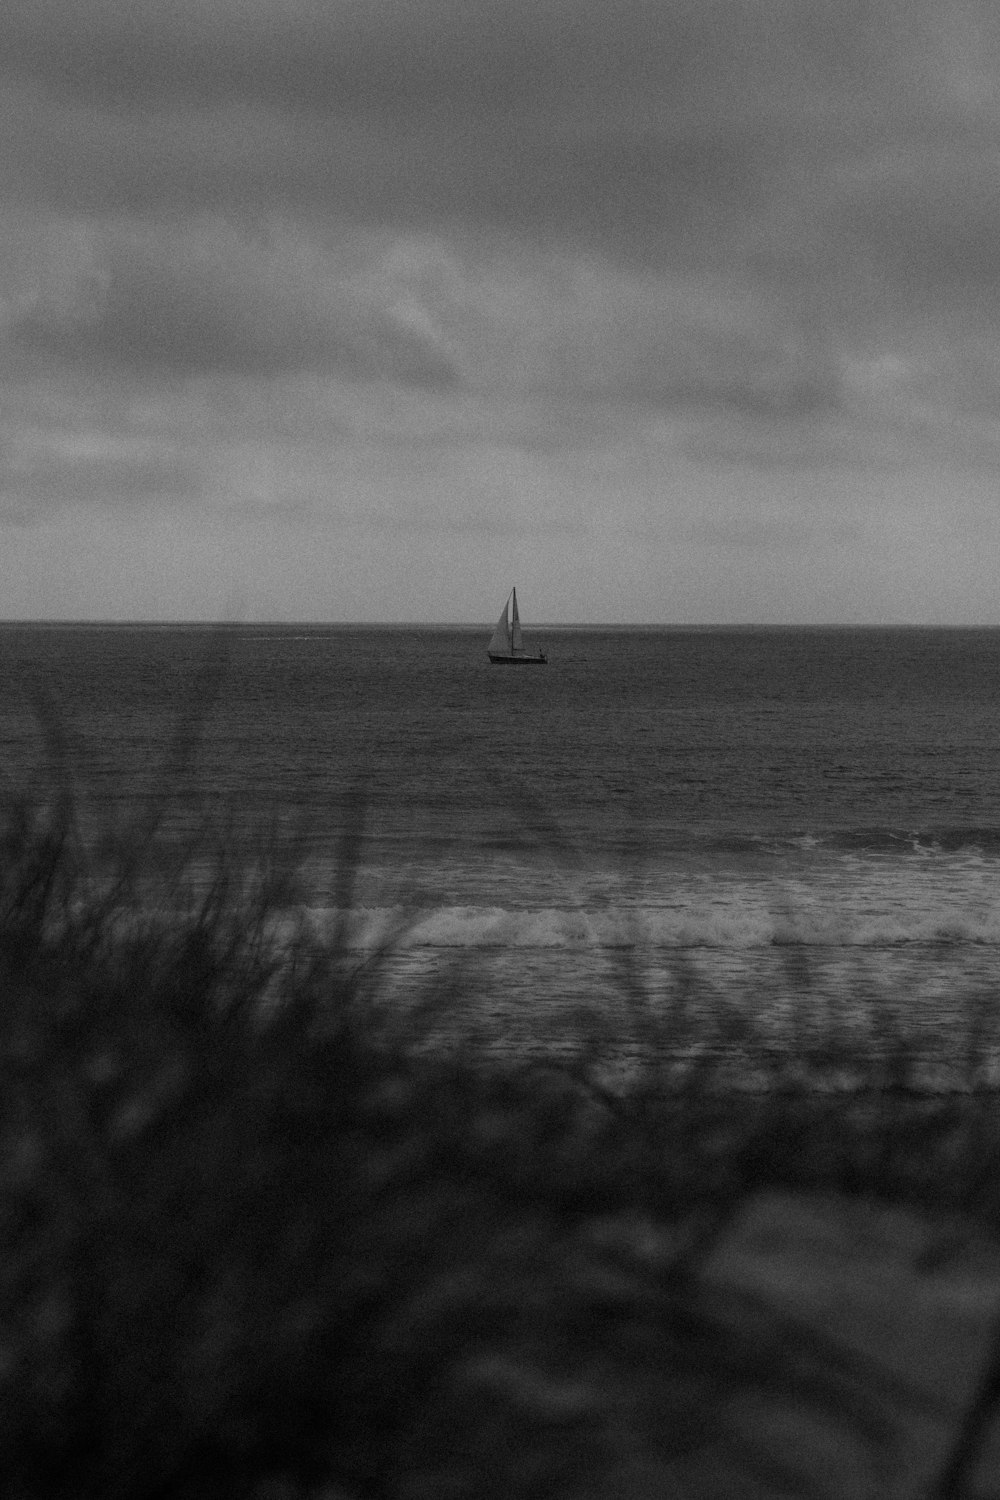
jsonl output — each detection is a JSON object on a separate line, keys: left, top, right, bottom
{"left": 3, "top": 623, "right": 1000, "bottom": 1069}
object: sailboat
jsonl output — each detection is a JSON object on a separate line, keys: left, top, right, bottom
{"left": 487, "top": 587, "right": 547, "bottom": 664}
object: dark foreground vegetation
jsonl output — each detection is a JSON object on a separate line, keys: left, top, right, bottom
{"left": 4, "top": 770, "right": 1000, "bottom": 1496}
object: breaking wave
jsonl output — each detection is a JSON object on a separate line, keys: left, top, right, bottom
{"left": 307, "top": 900, "right": 1000, "bottom": 952}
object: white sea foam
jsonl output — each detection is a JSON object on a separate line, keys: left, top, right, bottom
{"left": 296, "top": 846, "right": 1000, "bottom": 1017}
{"left": 306, "top": 894, "right": 1000, "bottom": 951}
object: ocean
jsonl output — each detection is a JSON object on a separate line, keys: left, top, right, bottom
{"left": 3, "top": 623, "right": 1000, "bottom": 1073}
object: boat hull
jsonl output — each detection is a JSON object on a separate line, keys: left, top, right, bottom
{"left": 488, "top": 652, "right": 547, "bottom": 665}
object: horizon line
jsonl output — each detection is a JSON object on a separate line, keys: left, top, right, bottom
{"left": 0, "top": 619, "right": 998, "bottom": 631}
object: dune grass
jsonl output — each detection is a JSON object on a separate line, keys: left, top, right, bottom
{"left": 3, "top": 739, "right": 1000, "bottom": 1496}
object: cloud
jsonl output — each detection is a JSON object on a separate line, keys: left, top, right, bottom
{"left": 1, "top": 212, "right": 842, "bottom": 411}
{"left": 3, "top": 1, "right": 998, "bottom": 369}
{"left": 4, "top": 1, "right": 1000, "bottom": 335}
{"left": 3, "top": 206, "right": 994, "bottom": 499}
{"left": 5, "top": 219, "right": 461, "bottom": 386}
{"left": 0, "top": 1, "right": 983, "bottom": 246}
{"left": 0, "top": 431, "right": 201, "bottom": 524}
{"left": 834, "top": 144, "right": 1000, "bottom": 314}
{"left": 3, "top": 0, "right": 1000, "bottom": 615}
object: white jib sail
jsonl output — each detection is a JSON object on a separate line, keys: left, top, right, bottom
{"left": 488, "top": 595, "right": 512, "bottom": 655}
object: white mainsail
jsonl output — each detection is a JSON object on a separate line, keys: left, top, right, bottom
{"left": 510, "top": 588, "right": 523, "bottom": 653}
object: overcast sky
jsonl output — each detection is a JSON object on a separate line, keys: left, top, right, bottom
{"left": 2, "top": 0, "right": 1000, "bottom": 622}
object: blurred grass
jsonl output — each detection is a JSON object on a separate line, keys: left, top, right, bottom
{"left": 3, "top": 706, "right": 1000, "bottom": 1496}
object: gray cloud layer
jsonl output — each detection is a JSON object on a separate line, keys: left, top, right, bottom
{"left": 2, "top": 0, "right": 1000, "bottom": 579}
{"left": 6, "top": 0, "right": 996, "bottom": 268}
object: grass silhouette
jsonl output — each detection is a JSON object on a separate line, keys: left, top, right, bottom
{"left": 3, "top": 701, "right": 1000, "bottom": 1495}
